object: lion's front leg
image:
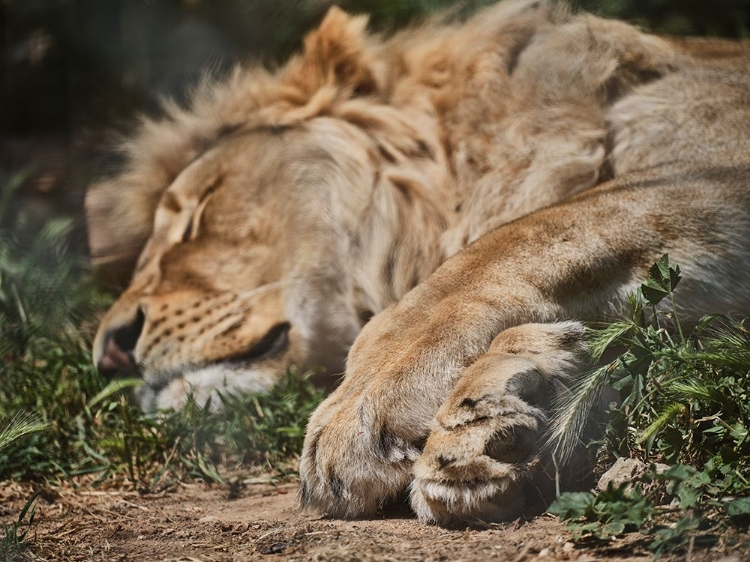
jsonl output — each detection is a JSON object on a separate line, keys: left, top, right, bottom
{"left": 410, "top": 322, "right": 589, "bottom": 525}
{"left": 298, "top": 242, "right": 574, "bottom": 519}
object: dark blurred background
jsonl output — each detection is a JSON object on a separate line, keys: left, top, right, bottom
{"left": 1, "top": 0, "right": 749, "bottom": 255}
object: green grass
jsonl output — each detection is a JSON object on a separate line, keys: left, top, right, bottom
{"left": 0, "top": 410, "right": 44, "bottom": 562}
{"left": 0, "top": 414, "right": 47, "bottom": 457}
{"left": 1, "top": 491, "right": 39, "bottom": 562}
{"left": 0, "top": 332, "right": 325, "bottom": 486}
{"left": 549, "top": 255, "right": 750, "bottom": 556}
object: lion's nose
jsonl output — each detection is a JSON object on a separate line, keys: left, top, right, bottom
{"left": 96, "top": 309, "right": 145, "bottom": 379}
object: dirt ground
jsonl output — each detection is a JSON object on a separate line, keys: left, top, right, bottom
{"left": 0, "top": 477, "right": 746, "bottom": 562}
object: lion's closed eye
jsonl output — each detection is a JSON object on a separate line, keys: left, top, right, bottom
{"left": 228, "top": 322, "right": 291, "bottom": 364}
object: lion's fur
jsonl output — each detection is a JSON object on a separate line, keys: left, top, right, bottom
{"left": 89, "top": 0, "right": 750, "bottom": 522}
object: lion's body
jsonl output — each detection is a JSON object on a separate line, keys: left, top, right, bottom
{"left": 89, "top": 0, "right": 750, "bottom": 523}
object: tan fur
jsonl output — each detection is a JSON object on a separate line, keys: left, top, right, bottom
{"left": 89, "top": 1, "right": 750, "bottom": 522}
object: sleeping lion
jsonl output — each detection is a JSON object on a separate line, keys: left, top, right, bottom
{"left": 88, "top": 0, "right": 750, "bottom": 524}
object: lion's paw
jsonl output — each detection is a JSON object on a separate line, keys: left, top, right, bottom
{"left": 410, "top": 322, "right": 586, "bottom": 524}
{"left": 409, "top": 362, "right": 547, "bottom": 524}
{"left": 299, "top": 385, "right": 421, "bottom": 517}
{"left": 300, "top": 320, "right": 587, "bottom": 523}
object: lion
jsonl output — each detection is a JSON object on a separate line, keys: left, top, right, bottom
{"left": 88, "top": 0, "right": 750, "bottom": 524}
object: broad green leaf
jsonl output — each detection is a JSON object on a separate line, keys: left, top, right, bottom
{"left": 641, "top": 278, "right": 669, "bottom": 306}
{"left": 548, "top": 492, "right": 595, "bottom": 520}
{"left": 727, "top": 498, "right": 750, "bottom": 518}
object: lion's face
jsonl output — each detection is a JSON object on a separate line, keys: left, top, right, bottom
{"left": 93, "top": 122, "right": 375, "bottom": 409}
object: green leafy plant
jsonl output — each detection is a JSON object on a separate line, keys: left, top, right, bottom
{"left": 549, "top": 255, "right": 750, "bottom": 555}
{"left": 548, "top": 483, "right": 654, "bottom": 541}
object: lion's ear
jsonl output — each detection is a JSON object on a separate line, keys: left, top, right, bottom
{"left": 294, "top": 6, "right": 379, "bottom": 96}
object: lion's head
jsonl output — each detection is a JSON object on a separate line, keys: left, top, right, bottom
{"left": 89, "top": 6, "right": 454, "bottom": 409}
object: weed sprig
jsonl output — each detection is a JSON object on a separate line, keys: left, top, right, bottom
{"left": 549, "top": 255, "right": 750, "bottom": 555}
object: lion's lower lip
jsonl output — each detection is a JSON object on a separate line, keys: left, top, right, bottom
{"left": 142, "top": 370, "right": 182, "bottom": 394}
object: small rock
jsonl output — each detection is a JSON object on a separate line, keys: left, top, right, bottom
{"left": 260, "top": 542, "right": 287, "bottom": 555}
{"left": 597, "top": 458, "right": 645, "bottom": 491}
{"left": 598, "top": 458, "right": 671, "bottom": 491}
{"left": 199, "top": 515, "right": 221, "bottom": 524}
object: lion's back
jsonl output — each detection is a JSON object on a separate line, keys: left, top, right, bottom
{"left": 608, "top": 62, "right": 750, "bottom": 178}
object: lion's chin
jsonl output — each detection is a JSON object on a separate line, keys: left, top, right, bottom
{"left": 136, "top": 363, "right": 280, "bottom": 411}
